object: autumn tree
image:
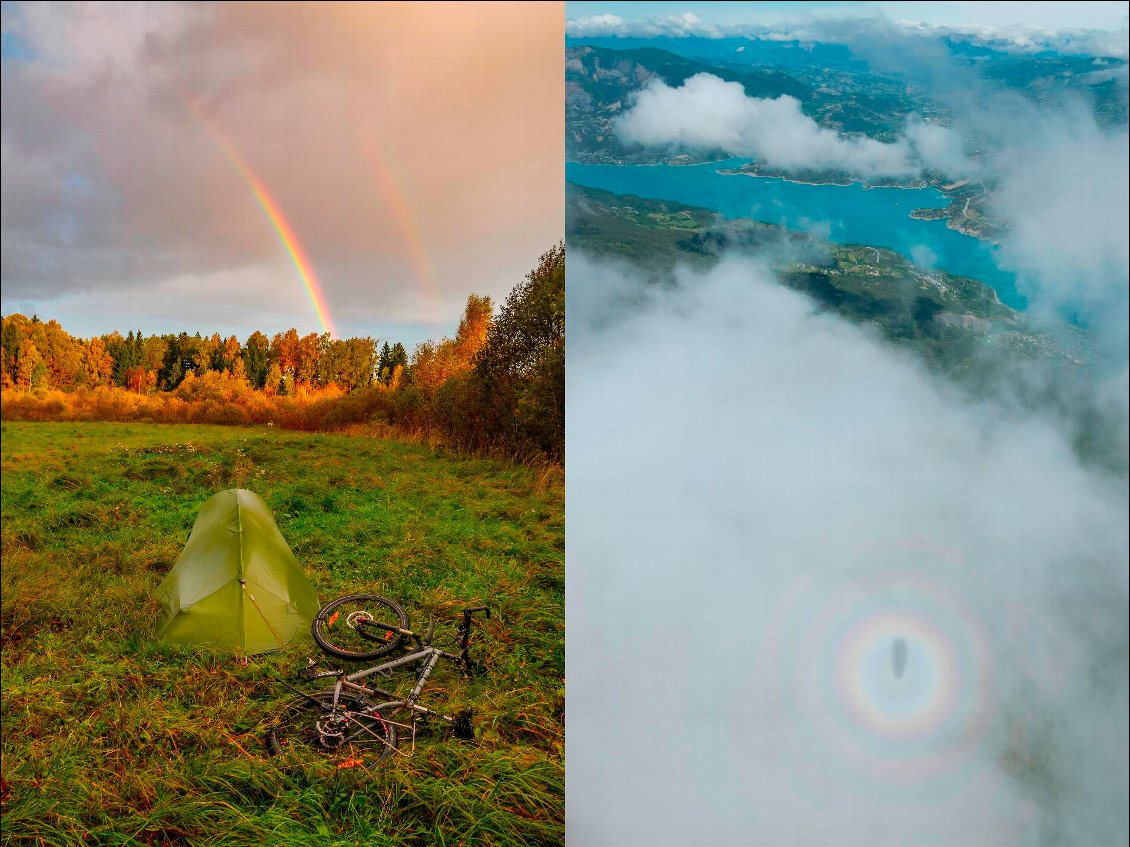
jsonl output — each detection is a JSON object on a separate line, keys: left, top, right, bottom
{"left": 340, "top": 338, "right": 378, "bottom": 391}
{"left": 409, "top": 339, "right": 457, "bottom": 393}
{"left": 243, "top": 331, "right": 270, "bottom": 389}
{"left": 197, "top": 333, "right": 221, "bottom": 375}
{"left": 409, "top": 296, "right": 492, "bottom": 393}
{"left": 230, "top": 355, "right": 248, "bottom": 385}
{"left": 315, "top": 333, "right": 340, "bottom": 387}
{"left": 124, "top": 366, "right": 156, "bottom": 394}
{"left": 295, "top": 332, "right": 320, "bottom": 390}
{"left": 264, "top": 362, "right": 283, "bottom": 396}
{"left": 15, "top": 339, "right": 45, "bottom": 390}
{"left": 1, "top": 313, "right": 85, "bottom": 390}
{"left": 142, "top": 335, "right": 169, "bottom": 373}
{"left": 82, "top": 337, "right": 115, "bottom": 387}
{"left": 473, "top": 242, "right": 564, "bottom": 458}
{"left": 0, "top": 315, "right": 21, "bottom": 385}
{"left": 41, "top": 320, "right": 84, "bottom": 389}
{"left": 455, "top": 294, "right": 492, "bottom": 366}
{"left": 220, "top": 336, "right": 243, "bottom": 375}
{"left": 270, "top": 329, "right": 300, "bottom": 378}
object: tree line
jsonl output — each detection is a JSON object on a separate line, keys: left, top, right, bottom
{"left": 1, "top": 316, "right": 410, "bottom": 396}
{"left": 1, "top": 243, "right": 564, "bottom": 459}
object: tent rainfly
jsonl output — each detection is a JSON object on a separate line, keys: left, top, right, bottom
{"left": 155, "top": 488, "right": 320, "bottom": 654}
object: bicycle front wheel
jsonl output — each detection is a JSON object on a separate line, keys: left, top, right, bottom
{"left": 266, "top": 690, "right": 398, "bottom": 763}
{"left": 312, "top": 594, "right": 410, "bottom": 661}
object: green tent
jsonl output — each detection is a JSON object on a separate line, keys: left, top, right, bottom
{"left": 155, "top": 489, "right": 320, "bottom": 654}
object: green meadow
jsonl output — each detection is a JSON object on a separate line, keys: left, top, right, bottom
{"left": 0, "top": 421, "right": 564, "bottom": 846}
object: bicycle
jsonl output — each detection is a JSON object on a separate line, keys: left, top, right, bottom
{"left": 266, "top": 599, "right": 491, "bottom": 765}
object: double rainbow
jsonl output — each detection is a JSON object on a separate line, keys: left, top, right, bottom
{"left": 186, "top": 96, "right": 337, "bottom": 337}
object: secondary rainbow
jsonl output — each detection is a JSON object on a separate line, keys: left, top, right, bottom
{"left": 360, "top": 125, "right": 443, "bottom": 322}
{"left": 185, "top": 96, "right": 337, "bottom": 338}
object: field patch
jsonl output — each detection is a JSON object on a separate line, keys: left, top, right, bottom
{"left": 1, "top": 421, "right": 564, "bottom": 846}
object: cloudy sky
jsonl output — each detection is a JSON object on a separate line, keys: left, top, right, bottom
{"left": 1, "top": 1, "right": 562, "bottom": 347}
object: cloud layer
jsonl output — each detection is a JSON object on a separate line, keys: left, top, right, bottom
{"left": 614, "top": 61, "right": 1128, "bottom": 347}
{"left": 1, "top": 2, "right": 562, "bottom": 342}
{"left": 993, "top": 127, "right": 1130, "bottom": 334}
{"left": 566, "top": 250, "right": 1129, "bottom": 846}
{"left": 615, "top": 73, "right": 967, "bottom": 179}
{"left": 566, "top": 7, "right": 1130, "bottom": 58}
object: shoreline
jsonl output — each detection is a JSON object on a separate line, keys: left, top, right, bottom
{"left": 568, "top": 161, "right": 1002, "bottom": 249}
{"left": 716, "top": 166, "right": 940, "bottom": 193}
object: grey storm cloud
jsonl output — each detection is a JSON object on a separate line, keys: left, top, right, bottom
{"left": 565, "top": 250, "right": 1129, "bottom": 846}
{"left": 1, "top": 1, "right": 562, "bottom": 339}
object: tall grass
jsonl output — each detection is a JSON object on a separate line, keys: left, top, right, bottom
{"left": 1, "top": 379, "right": 562, "bottom": 465}
{"left": 1, "top": 422, "right": 563, "bottom": 846}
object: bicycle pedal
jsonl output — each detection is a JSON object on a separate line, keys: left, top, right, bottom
{"left": 452, "top": 710, "right": 475, "bottom": 741}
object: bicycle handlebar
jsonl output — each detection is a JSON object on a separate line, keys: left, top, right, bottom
{"left": 462, "top": 606, "right": 491, "bottom": 618}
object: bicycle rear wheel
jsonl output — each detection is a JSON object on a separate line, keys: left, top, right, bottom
{"left": 312, "top": 594, "right": 410, "bottom": 661}
{"left": 266, "top": 690, "right": 398, "bottom": 763}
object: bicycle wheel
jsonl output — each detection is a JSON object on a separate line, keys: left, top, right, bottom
{"left": 311, "top": 594, "right": 410, "bottom": 661}
{"left": 266, "top": 691, "right": 398, "bottom": 763}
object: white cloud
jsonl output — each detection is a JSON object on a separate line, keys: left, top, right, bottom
{"left": 564, "top": 13, "right": 627, "bottom": 38}
{"left": 566, "top": 11, "right": 721, "bottom": 39}
{"left": 615, "top": 73, "right": 968, "bottom": 179}
{"left": 564, "top": 6, "right": 1128, "bottom": 58}
{"left": 903, "top": 115, "right": 973, "bottom": 174}
{"left": 892, "top": 19, "right": 1130, "bottom": 58}
{"left": 989, "top": 122, "right": 1129, "bottom": 342}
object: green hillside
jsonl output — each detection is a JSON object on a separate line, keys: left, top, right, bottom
{"left": 567, "top": 182, "right": 1090, "bottom": 374}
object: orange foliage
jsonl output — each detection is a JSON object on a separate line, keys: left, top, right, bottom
{"left": 2, "top": 378, "right": 357, "bottom": 434}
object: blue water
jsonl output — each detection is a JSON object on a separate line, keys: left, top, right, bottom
{"left": 567, "top": 158, "right": 1025, "bottom": 310}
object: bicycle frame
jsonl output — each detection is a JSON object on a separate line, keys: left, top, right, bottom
{"left": 294, "top": 606, "right": 490, "bottom": 749}
{"left": 313, "top": 644, "right": 458, "bottom": 714}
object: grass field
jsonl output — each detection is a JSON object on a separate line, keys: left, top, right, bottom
{"left": 0, "top": 421, "right": 564, "bottom": 846}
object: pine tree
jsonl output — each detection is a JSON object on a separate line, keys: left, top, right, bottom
{"left": 243, "top": 332, "right": 270, "bottom": 389}
{"left": 391, "top": 343, "right": 408, "bottom": 372}
{"left": 378, "top": 342, "right": 392, "bottom": 384}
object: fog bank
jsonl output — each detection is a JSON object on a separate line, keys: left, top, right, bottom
{"left": 566, "top": 252, "right": 1128, "bottom": 846}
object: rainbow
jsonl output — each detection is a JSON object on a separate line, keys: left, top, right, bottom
{"left": 360, "top": 126, "right": 443, "bottom": 321}
{"left": 185, "top": 96, "right": 337, "bottom": 337}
